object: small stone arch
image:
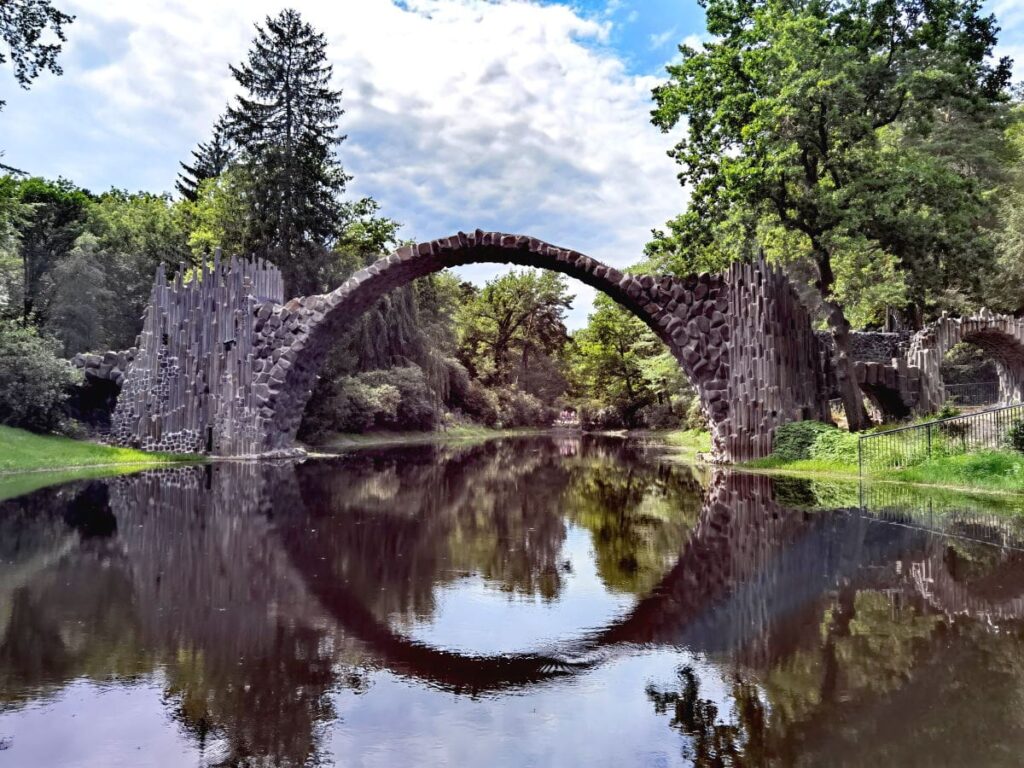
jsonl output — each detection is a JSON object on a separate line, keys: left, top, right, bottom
{"left": 908, "top": 310, "right": 1024, "bottom": 413}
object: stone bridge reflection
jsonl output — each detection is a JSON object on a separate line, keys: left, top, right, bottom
{"left": 2, "top": 438, "right": 1024, "bottom": 763}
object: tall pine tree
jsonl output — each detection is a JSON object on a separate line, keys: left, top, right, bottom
{"left": 226, "top": 8, "right": 349, "bottom": 296}
{"left": 176, "top": 115, "right": 234, "bottom": 202}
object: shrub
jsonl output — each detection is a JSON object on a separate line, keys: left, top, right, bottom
{"left": 685, "top": 397, "right": 708, "bottom": 432}
{"left": 577, "top": 401, "right": 625, "bottom": 430}
{"left": 0, "top": 320, "right": 80, "bottom": 433}
{"left": 637, "top": 402, "right": 683, "bottom": 430}
{"left": 298, "top": 364, "right": 441, "bottom": 440}
{"left": 494, "top": 387, "right": 553, "bottom": 427}
{"left": 808, "top": 428, "right": 859, "bottom": 465}
{"left": 1008, "top": 419, "right": 1024, "bottom": 454}
{"left": 359, "top": 366, "right": 439, "bottom": 431}
{"left": 771, "top": 420, "right": 836, "bottom": 462}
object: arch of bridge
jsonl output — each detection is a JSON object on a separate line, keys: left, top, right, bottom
{"left": 908, "top": 310, "right": 1024, "bottom": 412}
{"left": 252, "top": 231, "right": 829, "bottom": 462}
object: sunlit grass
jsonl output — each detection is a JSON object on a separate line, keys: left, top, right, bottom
{"left": 0, "top": 425, "right": 198, "bottom": 474}
{"left": 661, "top": 429, "right": 713, "bottom": 456}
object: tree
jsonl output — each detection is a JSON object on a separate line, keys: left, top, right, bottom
{"left": 0, "top": 318, "right": 78, "bottom": 431}
{"left": 0, "top": 1, "right": 73, "bottom": 112}
{"left": 175, "top": 116, "right": 234, "bottom": 202}
{"left": 992, "top": 116, "right": 1024, "bottom": 314}
{"left": 225, "top": 8, "right": 349, "bottom": 296}
{"left": 44, "top": 233, "right": 110, "bottom": 355}
{"left": 569, "top": 294, "right": 693, "bottom": 427}
{"left": 15, "top": 176, "right": 89, "bottom": 324}
{"left": 650, "top": 0, "right": 1013, "bottom": 429}
{"left": 84, "top": 190, "right": 192, "bottom": 348}
{"left": 456, "top": 269, "right": 573, "bottom": 397}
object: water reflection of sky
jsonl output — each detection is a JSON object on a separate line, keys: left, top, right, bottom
{"left": 403, "top": 526, "right": 636, "bottom": 655}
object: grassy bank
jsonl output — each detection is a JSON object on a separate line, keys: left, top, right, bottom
{"left": 0, "top": 425, "right": 198, "bottom": 474}
{"left": 661, "top": 424, "right": 1024, "bottom": 495}
{"left": 660, "top": 429, "right": 713, "bottom": 459}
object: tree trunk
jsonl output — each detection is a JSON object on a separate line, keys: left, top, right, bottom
{"left": 814, "top": 246, "right": 871, "bottom": 432}
{"left": 822, "top": 297, "right": 871, "bottom": 431}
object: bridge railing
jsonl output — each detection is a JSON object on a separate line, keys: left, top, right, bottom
{"left": 858, "top": 402, "right": 1024, "bottom": 472}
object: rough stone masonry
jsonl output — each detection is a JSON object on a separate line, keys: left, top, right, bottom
{"left": 106, "top": 231, "right": 834, "bottom": 461}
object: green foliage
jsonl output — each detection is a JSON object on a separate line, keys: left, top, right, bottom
{"left": 493, "top": 387, "right": 553, "bottom": 428}
{"left": 568, "top": 293, "right": 695, "bottom": 428}
{"left": 299, "top": 365, "right": 440, "bottom": 442}
{"left": 457, "top": 268, "right": 572, "bottom": 394}
{"left": 1007, "top": 420, "right": 1024, "bottom": 454}
{"left": 685, "top": 397, "right": 707, "bottom": 432}
{"left": 989, "top": 114, "right": 1024, "bottom": 313}
{"left": 0, "top": 1, "right": 73, "bottom": 113}
{"left": 80, "top": 189, "right": 192, "bottom": 349}
{"left": 0, "top": 319, "right": 79, "bottom": 432}
{"left": 14, "top": 176, "right": 91, "bottom": 323}
{"left": 649, "top": 0, "right": 1012, "bottom": 430}
{"left": 809, "top": 428, "right": 859, "bottom": 464}
{"left": 225, "top": 8, "right": 349, "bottom": 296}
{"left": 650, "top": 0, "right": 1011, "bottom": 318}
{"left": 44, "top": 234, "right": 111, "bottom": 355}
{"left": 771, "top": 421, "right": 837, "bottom": 462}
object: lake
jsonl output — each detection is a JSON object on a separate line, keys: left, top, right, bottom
{"left": 1, "top": 435, "right": 1023, "bottom": 767}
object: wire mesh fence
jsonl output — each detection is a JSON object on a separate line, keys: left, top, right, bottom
{"left": 943, "top": 381, "right": 1000, "bottom": 407}
{"left": 858, "top": 402, "right": 1024, "bottom": 473}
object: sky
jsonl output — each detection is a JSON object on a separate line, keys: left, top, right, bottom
{"left": 0, "top": 0, "right": 1020, "bottom": 329}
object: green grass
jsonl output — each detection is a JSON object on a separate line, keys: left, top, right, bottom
{"left": 0, "top": 425, "right": 198, "bottom": 474}
{"left": 661, "top": 429, "right": 713, "bottom": 457}
{"left": 659, "top": 421, "right": 1024, "bottom": 496}
{"left": 877, "top": 451, "right": 1024, "bottom": 494}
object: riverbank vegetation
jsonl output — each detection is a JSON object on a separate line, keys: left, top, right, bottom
{"left": 739, "top": 419, "right": 1024, "bottom": 494}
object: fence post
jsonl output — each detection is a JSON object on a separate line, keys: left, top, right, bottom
{"left": 926, "top": 423, "right": 932, "bottom": 461}
{"left": 858, "top": 436, "right": 863, "bottom": 476}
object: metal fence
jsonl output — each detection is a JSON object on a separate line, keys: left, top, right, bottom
{"left": 858, "top": 402, "right": 1024, "bottom": 472}
{"left": 943, "top": 381, "right": 1000, "bottom": 407}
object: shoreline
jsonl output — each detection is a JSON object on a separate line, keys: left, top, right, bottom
{"left": 6, "top": 424, "right": 1024, "bottom": 503}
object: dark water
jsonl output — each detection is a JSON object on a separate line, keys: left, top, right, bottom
{"left": 2, "top": 436, "right": 1024, "bottom": 767}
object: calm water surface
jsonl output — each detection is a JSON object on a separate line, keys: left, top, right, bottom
{"left": 2, "top": 436, "right": 1024, "bottom": 767}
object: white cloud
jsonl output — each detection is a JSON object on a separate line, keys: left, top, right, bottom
{"left": 648, "top": 26, "right": 677, "bottom": 50}
{"left": 0, "top": 0, "right": 684, "bottom": 327}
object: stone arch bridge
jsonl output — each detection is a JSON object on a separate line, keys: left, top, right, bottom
{"left": 77, "top": 232, "right": 1024, "bottom": 458}
{"left": 100, "top": 231, "right": 831, "bottom": 461}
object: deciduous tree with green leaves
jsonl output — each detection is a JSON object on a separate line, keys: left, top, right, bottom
{"left": 456, "top": 269, "right": 573, "bottom": 395}
{"left": 650, "top": 0, "right": 1013, "bottom": 430}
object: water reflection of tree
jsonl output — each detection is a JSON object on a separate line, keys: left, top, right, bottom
{"left": 292, "top": 437, "right": 702, "bottom": 624}
{"left": 648, "top": 586, "right": 1024, "bottom": 766}
{"left": 0, "top": 472, "right": 355, "bottom": 768}
{"left": 562, "top": 447, "right": 703, "bottom": 594}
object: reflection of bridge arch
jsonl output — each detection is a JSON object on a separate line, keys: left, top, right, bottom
{"left": 87, "top": 463, "right": 1024, "bottom": 694}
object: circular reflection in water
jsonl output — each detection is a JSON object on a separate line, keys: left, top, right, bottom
{"left": 2, "top": 436, "right": 1024, "bottom": 767}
